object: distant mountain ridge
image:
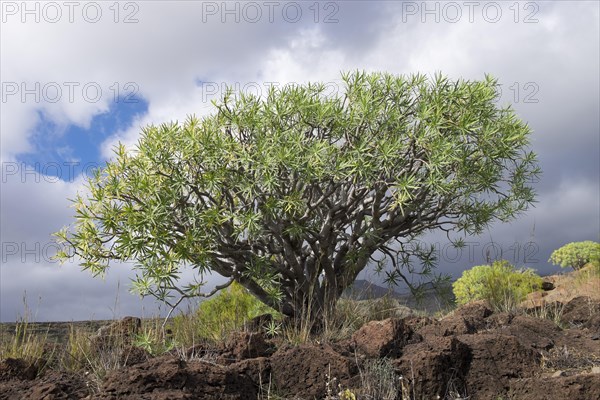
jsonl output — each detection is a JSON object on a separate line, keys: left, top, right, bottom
{"left": 343, "top": 279, "right": 399, "bottom": 300}
{"left": 344, "top": 279, "right": 455, "bottom": 312}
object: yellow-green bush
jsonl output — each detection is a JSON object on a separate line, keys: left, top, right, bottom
{"left": 453, "top": 260, "right": 543, "bottom": 311}
{"left": 190, "top": 281, "right": 279, "bottom": 341}
{"left": 549, "top": 241, "right": 600, "bottom": 271}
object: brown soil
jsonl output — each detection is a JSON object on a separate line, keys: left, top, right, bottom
{"left": 523, "top": 265, "right": 600, "bottom": 307}
{"left": 1, "top": 273, "right": 599, "bottom": 399}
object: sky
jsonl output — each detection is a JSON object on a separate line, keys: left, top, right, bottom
{"left": 1, "top": 1, "right": 598, "bottom": 322}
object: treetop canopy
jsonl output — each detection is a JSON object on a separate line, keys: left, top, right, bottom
{"left": 55, "top": 71, "right": 540, "bottom": 318}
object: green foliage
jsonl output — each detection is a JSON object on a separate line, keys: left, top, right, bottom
{"left": 591, "top": 259, "right": 600, "bottom": 276}
{"left": 262, "top": 319, "right": 282, "bottom": 338}
{"left": 133, "top": 329, "right": 176, "bottom": 356}
{"left": 548, "top": 241, "right": 600, "bottom": 271}
{"left": 55, "top": 71, "right": 540, "bottom": 321}
{"left": 0, "top": 319, "right": 48, "bottom": 371}
{"left": 191, "top": 282, "right": 279, "bottom": 341}
{"left": 453, "top": 260, "right": 543, "bottom": 311}
{"left": 338, "top": 389, "right": 357, "bottom": 400}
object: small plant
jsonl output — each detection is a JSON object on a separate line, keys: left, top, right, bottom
{"left": 358, "top": 358, "right": 400, "bottom": 400}
{"left": 524, "top": 301, "right": 566, "bottom": 328}
{"left": 169, "top": 309, "right": 198, "bottom": 349}
{"left": 262, "top": 319, "right": 282, "bottom": 338}
{"left": 549, "top": 241, "right": 600, "bottom": 271}
{"left": 133, "top": 329, "right": 176, "bottom": 356}
{"left": 63, "top": 326, "right": 126, "bottom": 392}
{"left": 339, "top": 389, "right": 357, "bottom": 400}
{"left": 399, "top": 377, "right": 411, "bottom": 400}
{"left": 0, "top": 296, "right": 54, "bottom": 373}
{"left": 0, "top": 319, "right": 49, "bottom": 371}
{"left": 60, "top": 325, "right": 93, "bottom": 372}
{"left": 187, "top": 282, "right": 279, "bottom": 342}
{"left": 453, "top": 260, "right": 543, "bottom": 311}
{"left": 324, "top": 364, "right": 357, "bottom": 400}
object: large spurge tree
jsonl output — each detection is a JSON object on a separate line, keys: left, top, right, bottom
{"left": 55, "top": 71, "right": 540, "bottom": 321}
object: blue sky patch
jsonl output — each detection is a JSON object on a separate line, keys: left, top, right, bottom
{"left": 17, "top": 96, "right": 148, "bottom": 182}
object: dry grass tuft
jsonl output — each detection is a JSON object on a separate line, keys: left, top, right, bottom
{"left": 541, "top": 345, "right": 600, "bottom": 373}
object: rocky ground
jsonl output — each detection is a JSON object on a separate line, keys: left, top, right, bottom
{"left": 1, "top": 278, "right": 599, "bottom": 399}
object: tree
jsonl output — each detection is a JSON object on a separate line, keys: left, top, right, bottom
{"left": 55, "top": 71, "right": 540, "bottom": 323}
{"left": 548, "top": 241, "right": 600, "bottom": 271}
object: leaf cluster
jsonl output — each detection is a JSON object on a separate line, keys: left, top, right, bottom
{"left": 548, "top": 241, "right": 600, "bottom": 271}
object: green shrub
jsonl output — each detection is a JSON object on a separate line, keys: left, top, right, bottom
{"left": 548, "top": 241, "right": 600, "bottom": 271}
{"left": 191, "top": 282, "right": 279, "bottom": 341}
{"left": 453, "top": 260, "right": 543, "bottom": 311}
